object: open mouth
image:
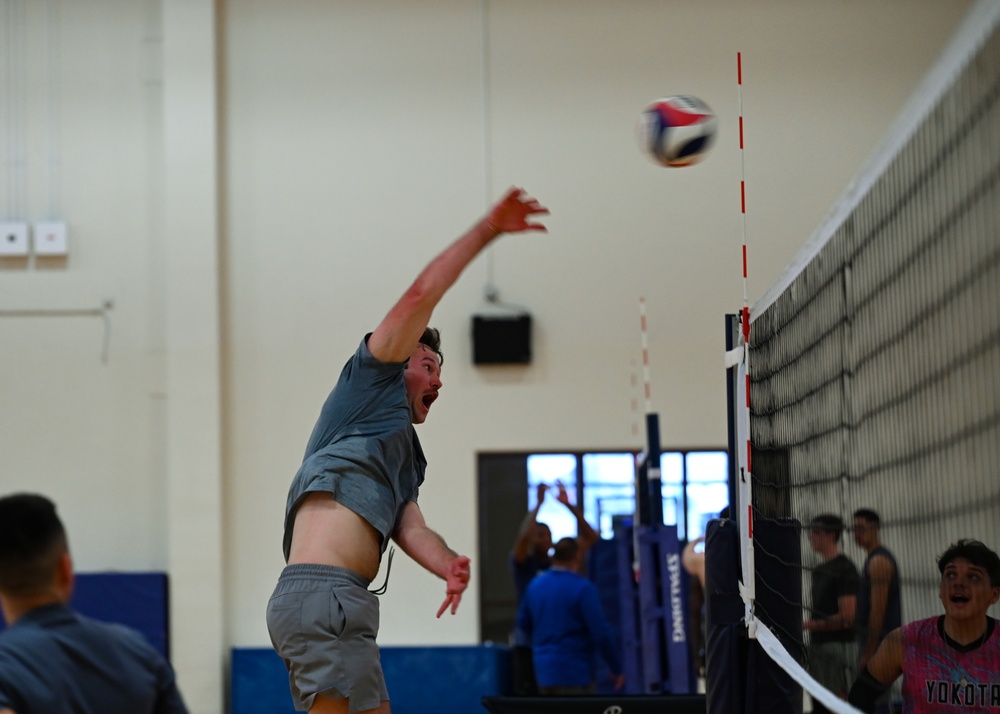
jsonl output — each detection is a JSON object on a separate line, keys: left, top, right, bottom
{"left": 422, "top": 393, "right": 438, "bottom": 410}
{"left": 950, "top": 594, "right": 970, "bottom": 604}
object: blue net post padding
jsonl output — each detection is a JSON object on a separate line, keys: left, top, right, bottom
{"left": 613, "top": 522, "right": 644, "bottom": 693}
{"left": 610, "top": 523, "right": 694, "bottom": 695}
{"left": 704, "top": 515, "right": 805, "bottom": 714}
{"left": 588, "top": 538, "right": 626, "bottom": 695}
{"left": 636, "top": 526, "right": 667, "bottom": 693}
{"left": 642, "top": 524, "right": 692, "bottom": 694}
{"left": 747, "top": 517, "right": 803, "bottom": 714}
{"left": 704, "top": 517, "right": 746, "bottom": 714}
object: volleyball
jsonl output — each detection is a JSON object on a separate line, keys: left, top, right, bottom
{"left": 636, "top": 95, "right": 717, "bottom": 167}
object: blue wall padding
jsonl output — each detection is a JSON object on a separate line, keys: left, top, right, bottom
{"left": 483, "top": 694, "right": 706, "bottom": 713}
{"left": 72, "top": 572, "right": 170, "bottom": 658}
{"left": 230, "top": 649, "right": 297, "bottom": 714}
{"left": 0, "top": 571, "right": 169, "bottom": 659}
{"left": 383, "top": 644, "right": 510, "bottom": 714}
{"left": 232, "top": 645, "right": 511, "bottom": 714}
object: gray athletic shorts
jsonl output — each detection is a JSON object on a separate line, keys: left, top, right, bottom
{"left": 266, "top": 564, "right": 388, "bottom": 713}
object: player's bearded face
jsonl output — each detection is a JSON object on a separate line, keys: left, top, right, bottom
{"left": 404, "top": 344, "right": 442, "bottom": 424}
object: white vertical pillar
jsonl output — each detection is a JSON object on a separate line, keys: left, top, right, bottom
{"left": 162, "top": 1, "right": 224, "bottom": 711}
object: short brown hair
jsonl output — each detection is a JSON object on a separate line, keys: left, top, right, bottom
{"left": 419, "top": 327, "right": 443, "bottom": 365}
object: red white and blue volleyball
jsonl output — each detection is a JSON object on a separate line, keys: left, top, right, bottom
{"left": 636, "top": 95, "right": 717, "bottom": 167}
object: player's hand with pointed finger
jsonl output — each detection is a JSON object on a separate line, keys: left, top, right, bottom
{"left": 436, "top": 555, "right": 471, "bottom": 618}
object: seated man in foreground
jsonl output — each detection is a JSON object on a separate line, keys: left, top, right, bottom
{"left": 0, "top": 492, "right": 188, "bottom": 714}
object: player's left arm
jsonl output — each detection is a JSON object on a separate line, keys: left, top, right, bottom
{"left": 391, "top": 500, "right": 471, "bottom": 617}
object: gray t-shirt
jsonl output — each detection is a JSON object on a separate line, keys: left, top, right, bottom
{"left": 282, "top": 335, "right": 425, "bottom": 560}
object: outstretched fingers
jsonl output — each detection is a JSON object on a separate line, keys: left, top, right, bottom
{"left": 489, "top": 187, "right": 549, "bottom": 234}
{"left": 436, "top": 592, "right": 463, "bottom": 618}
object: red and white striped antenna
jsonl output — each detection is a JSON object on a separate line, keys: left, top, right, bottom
{"left": 639, "top": 296, "right": 653, "bottom": 414}
{"left": 738, "top": 52, "right": 751, "bottom": 350}
{"left": 735, "top": 50, "right": 757, "bottom": 638}
{"left": 737, "top": 52, "right": 753, "bottom": 477}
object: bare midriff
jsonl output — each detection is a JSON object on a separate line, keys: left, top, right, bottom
{"left": 287, "top": 492, "right": 383, "bottom": 582}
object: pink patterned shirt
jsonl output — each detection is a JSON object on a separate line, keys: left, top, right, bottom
{"left": 901, "top": 616, "right": 1000, "bottom": 712}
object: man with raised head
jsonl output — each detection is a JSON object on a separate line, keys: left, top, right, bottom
{"left": 849, "top": 539, "right": 1000, "bottom": 713}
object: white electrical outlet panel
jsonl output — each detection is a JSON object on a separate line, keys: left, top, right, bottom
{"left": 0, "top": 222, "right": 30, "bottom": 256}
{"left": 34, "top": 221, "right": 69, "bottom": 256}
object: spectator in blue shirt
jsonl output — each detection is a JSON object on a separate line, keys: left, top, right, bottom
{"left": 517, "top": 537, "right": 624, "bottom": 695}
{"left": 0, "top": 493, "right": 188, "bottom": 714}
{"left": 508, "top": 482, "right": 599, "bottom": 695}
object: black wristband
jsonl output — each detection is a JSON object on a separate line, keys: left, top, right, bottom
{"left": 847, "top": 667, "right": 890, "bottom": 713}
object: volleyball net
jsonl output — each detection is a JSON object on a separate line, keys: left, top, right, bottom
{"left": 729, "top": 2, "right": 1000, "bottom": 712}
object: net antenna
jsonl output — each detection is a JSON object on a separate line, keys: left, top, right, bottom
{"left": 728, "top": 50, "right": 757, "bottom": 638}
{"left": 728, "top": 49, "right": 865, "bottom": 714}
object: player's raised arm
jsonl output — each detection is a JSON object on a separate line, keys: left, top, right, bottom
{"left": 368, "top": 188, "right": 548, "bottom": 364}
{"left": 512, "top": 483, "right": 548, "bottom": 564}
{"left": 555, "top": 482, "right": 598, "bottom": 556}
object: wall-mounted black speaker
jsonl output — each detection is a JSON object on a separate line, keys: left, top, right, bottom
{"left": 472, "top": 314, "right": 532, "bottom": 365}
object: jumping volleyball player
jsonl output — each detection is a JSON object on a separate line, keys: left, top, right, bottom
{"left": 266, "top": 188, "right": 549, "bottom": 714}
{"left": 848, "top": 539, "right": 1000, "bottom": 713}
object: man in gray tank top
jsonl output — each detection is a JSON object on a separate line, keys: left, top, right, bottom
{"left": 266, "top": 188, "right": 549, "bottom": 714}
